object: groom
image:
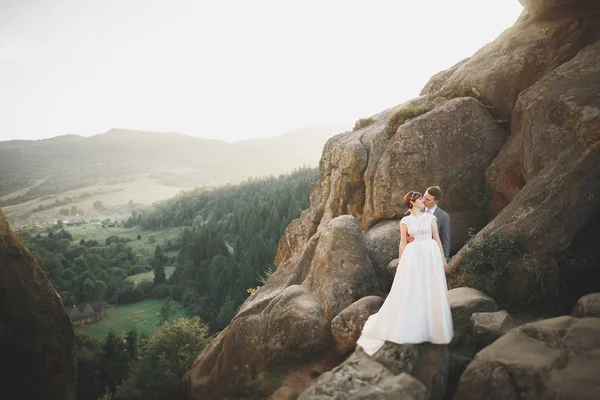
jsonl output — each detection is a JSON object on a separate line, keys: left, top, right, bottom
{"left": 423, "top": 186, "right": 451, "bottom": 261}
{"left": 406, "top": 186, "right": 451, "bottom": 261}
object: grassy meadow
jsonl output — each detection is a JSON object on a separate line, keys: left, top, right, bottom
{"left": 74, "top": 299, "right": 187, "bottom": 341}
{"left": 126, "top": 266, "right": 176, "bottom": 285}
{"left": 64, "top": 224, "right": 183, "bottom": 254}
{"left": 2, "top": 173, "right": 189, "bottom": 226}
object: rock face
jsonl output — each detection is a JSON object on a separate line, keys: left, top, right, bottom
{"left": 518, "top": 0, "right": 600, "bottom": 19}
{"left": 454, "top": 316, "right": 600, "bottom": 400}
{"left": 448, "top": 40, "right": 600, "bottom": 301}
{"left": 371, "top": 97, "right": 507, "bottom": 254}
{"left": 276, "top": 96, "right": 507, "bottom": 266}
{"left": 186, "top": 216, "right": 379, "bottom": 399}
{"left": 421, "top": 6, "right": 600, "bottom": 126}
{"left": 0, "top": 209, "right": 76, "bottom": 400}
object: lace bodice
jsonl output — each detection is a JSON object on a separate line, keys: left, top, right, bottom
{"left": 401, "top": 213, "right": 437, "bottom": 241}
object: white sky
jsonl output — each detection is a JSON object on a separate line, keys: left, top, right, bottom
{"left": 0, "top": 0, "right": 524, "bottom": 142}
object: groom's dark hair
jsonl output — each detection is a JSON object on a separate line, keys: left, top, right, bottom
{"left": 426, "top": 186, "right": 443, "bottom": 201}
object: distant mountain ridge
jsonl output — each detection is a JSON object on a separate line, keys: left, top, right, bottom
{"left": 0, "top": 125, "right": 346, "bottom": 224}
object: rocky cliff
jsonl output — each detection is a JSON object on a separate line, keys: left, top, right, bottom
{"left": 0, "top": 208, "right": 77, "bottom": 399}
{"left": 186, "top": 1, "right": 600, "bottom": 398}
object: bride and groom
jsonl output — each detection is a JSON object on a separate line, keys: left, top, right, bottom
{"left": 357, "top": 186, "right": 454, "bottom": 356}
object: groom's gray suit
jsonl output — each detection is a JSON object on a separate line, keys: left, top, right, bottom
{"left": 433, "top": 207, "right": 451, "bottom": 261}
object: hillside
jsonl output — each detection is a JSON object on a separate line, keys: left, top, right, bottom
{"left": 0, "top": 125, "right": 345, "bottom": 226}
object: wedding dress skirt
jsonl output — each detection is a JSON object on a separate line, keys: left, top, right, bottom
{"left": 357, "top": 220, "right": 453, "bottom": 356}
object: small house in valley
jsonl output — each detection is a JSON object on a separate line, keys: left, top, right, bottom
{"left": 68, "top": 302, "right": 104, "bottom": 326}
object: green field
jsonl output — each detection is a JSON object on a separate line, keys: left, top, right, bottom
{"left": 126, "top": 266, "right": 176, "bottom": 285}
{"left": 74, "top": 299, "right": 187, "bottom": 340}
{"left": 64, "top": 225, "right": 183, "bottom": 254}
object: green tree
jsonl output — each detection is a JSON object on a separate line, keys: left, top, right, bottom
{"left": 158, "top": 296, "right": 175, "bottom": 325}
{"left": 215, "top": 295, "right": 237, "bottom": 331}
{"left": 100, "top": 332, "right": 131, "bottom": 394}
{"left": 153, "top": 245, "right": 166, "bottom": 285}
{"left": 116, "top": 317, "right": 210, "bottom": 400}
{"left": 125, "top": 328, "right": 139, "bottom": 359}
{"left": 75, "top": 334, "right": 105, "bottom": 400}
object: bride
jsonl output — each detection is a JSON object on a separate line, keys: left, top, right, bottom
{"left": 357, "top": 190, "right": 454, "bottom": 356}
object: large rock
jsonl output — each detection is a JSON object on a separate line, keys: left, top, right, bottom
{"left": 302, "top": 216, "right": 379, "bottom": 321}
{"left": 471, "top": 310, "right": 516, "bottom": 350}
{"left": 186, "top": 216, "right": 378, "bottom": 399}
{"left": 274, "top": 96, "right": 442, "bottom": 267}
{"left": 448, "top": 287, "right": 499, "bottom": 349}
{"left": 445, "top": 288, "right": 499, "bottom": 400}
{"left": 421, "top": 8, "right": 600, "bottom": 126}
{"left": 297, "top": 357, "right": 427, "bottom": 400}
{"left": 331, "top": 296, "right": 384, "bottom": 355}
{"left": 519, "top": 0, "right": 600, "bottom": 19}
{"left": 360, "top": 96, "right": 438, "bottom": 230}
{"left": 372, "top": 97, "right": 507, "bottom": 254}
{"left": 449, "top": 41, "right": 600, "bottom": 303}
{"left": 367, "top": 343, "right": 449, "bottom": 400}
{"left": 387, "top": 258, "right": 399, "bottom": 277}
{"left": 454, "top": 316, "right": 600, "bottom": 400}
{"left": 274, "top": 130, "right": 368, "bottom": 268}
{"left": 572, "top": 292, "right": 600, "bottom": 318}
{"left": 364, "top": 219, "right": 402, "bottom": 292}
{"left": 0, "top": 209, "right": 76, "bottom": 400}
{"left": 486, "top": 40, "right": 600, "bottom": 213}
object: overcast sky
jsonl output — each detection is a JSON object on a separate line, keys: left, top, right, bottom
{"left": 0, "top": 0, "right": 524, "bottom": 142}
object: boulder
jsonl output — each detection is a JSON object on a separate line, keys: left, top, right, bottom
{"left": 0, "top": 209, "right": 76, "bottom": 400}
{"left": 471, "top": 310, "right": 516, "bottom": 350}
{"left": 572, "top": 292, "right": 600, "bottom": 318}
{"left": 449, "top": 287, "right": 499, "bottom": 348}
{"left": 186, "top": 216, "right": 378, "bottom": 399}
{"left": 331, "top": 296, "right": 384, "bottom": 355}
{"left": 365, "top": 219, "right": 402, "bottom": 292}
{"left": 445, "top": 288, "right": 499, "bottom": 400}
{"left": 302, "top": 216, "right": 379, "bottom": 322}
{"left": 387, "top": 258, "right": 399, "bottom": 277}
{"left": 298, "top": 357, "right": 427, "bottom": 400}
{"left": 454, "top": 316, "right": 600, "bottom": 400}
{"left": 366, "top": 343, "right": 449, "bottom": 400}
{"left": 274, "top": 130, "right": 368, "bottom": 268}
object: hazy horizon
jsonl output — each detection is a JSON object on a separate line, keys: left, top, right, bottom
{"left": 1, "top": 0, "right": 524, "bottom": 142}
{"left": 0, "top": 124, "right": 349, "bottom": 144}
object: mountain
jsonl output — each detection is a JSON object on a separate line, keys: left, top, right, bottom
{"left": 0, "top": 125, "right": 346, "bottom": 225}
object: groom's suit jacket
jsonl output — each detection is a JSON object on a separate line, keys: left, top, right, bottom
{"left": 433, "top": 207, "right": 451, "bottom": 261}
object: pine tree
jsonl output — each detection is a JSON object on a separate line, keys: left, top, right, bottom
{"left": 153, "top": 245, "right": 166, "bottom": 285}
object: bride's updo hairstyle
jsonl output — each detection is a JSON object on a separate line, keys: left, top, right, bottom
{"left": 403, "top": 191, "right": 422, "bottom": 209}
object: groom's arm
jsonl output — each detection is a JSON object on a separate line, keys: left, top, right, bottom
{"left": 441, "top": 212, "right": 451, "bottom": 260}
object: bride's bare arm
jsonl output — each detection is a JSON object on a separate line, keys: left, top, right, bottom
{"left": 399, "top": 223, "right": 408, "bottom": 259}
{"left": 432, "top": 220, "right": 448, "bottom": 271}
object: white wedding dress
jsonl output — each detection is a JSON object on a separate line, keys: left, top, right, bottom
{"left": 357, "top": 212, "right": 454, "bottom": 356}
